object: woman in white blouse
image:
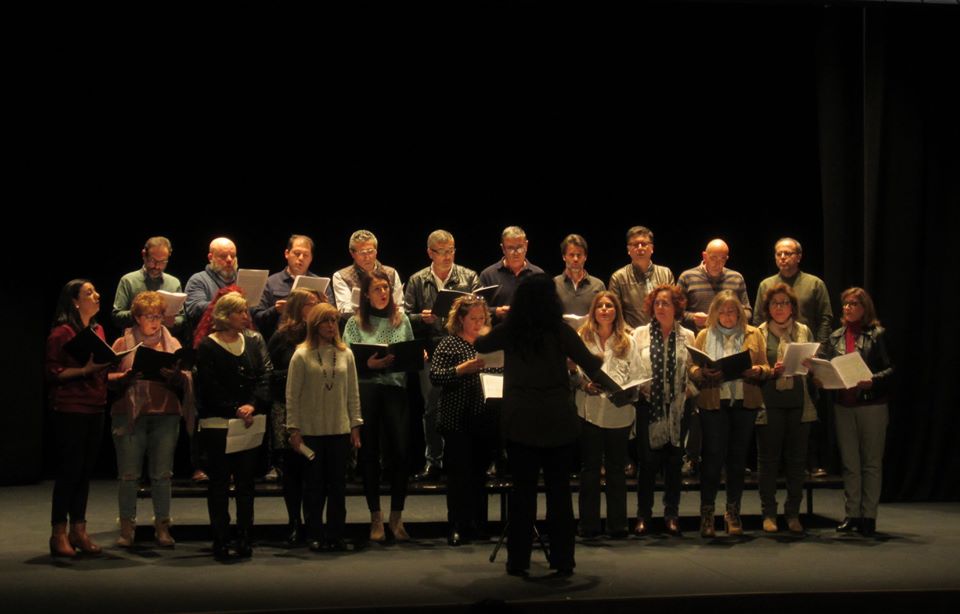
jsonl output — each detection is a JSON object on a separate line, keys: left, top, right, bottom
{"left": 632, "top": 285, "right": 696, "bottom": 536}
{"left": 575, "top": 291, "right": 640, "bottom": 539}
{"left": 287, "top": 303, "right": 363, "bottom": 551}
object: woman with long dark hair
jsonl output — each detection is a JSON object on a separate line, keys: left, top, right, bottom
{"left": 475, "top": 274, "right": 602, "bottom": 577}
{"left": 343, "top": 270, "right": 415, "bottom": 542}
{"left": 45, "top": 279, "right": 111, "bottom": 556}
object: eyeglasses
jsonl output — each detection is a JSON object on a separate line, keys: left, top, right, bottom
{"left": 429, "top": 248, "right": 456, "bottom": 256}
{"left": 770, "top": 300, "right": 792, "bottom": 308}
{"left": 502, "top": 244, "right": 527, "bottom": 254}
{"left": 628, "top": 240, "right": 653, "bottom": 249}
{"left": 145, "top": 257, "right": 168, "bottom": 266}
{"left": 352, "top": 248, "right": 376, "bottom": 256}
{"left": 775, "top": 251, "right": 797, "bottom": 258}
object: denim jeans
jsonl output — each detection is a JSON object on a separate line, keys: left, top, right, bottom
{"left": 112, "top": 413, "right": 180, "bottom": 521}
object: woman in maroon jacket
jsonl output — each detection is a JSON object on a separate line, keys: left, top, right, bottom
{"left": 45, "top": 279, "right": 111, "bottom": 557}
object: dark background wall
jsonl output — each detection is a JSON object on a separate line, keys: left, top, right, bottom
{"left": 7, "top": 3, "right": 957, "bottom": 500}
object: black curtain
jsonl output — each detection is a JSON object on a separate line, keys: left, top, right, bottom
{"left": 817, "top": 5, "right": 960, "bottom": 501}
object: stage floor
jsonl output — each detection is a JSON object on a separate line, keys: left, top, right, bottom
{"left": 2, "top": 481, "right": 957, "bottom": 613}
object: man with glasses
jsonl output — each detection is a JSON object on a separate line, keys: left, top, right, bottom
{"left": 332, "top": 229, "right": 404, "bottom": 318}
{"left": 752, "top": 237, "right": 833, "bottom": 342}
{"left": 479, "top": 225, "right": 544, "bottom": 323}
{"left": 753, "top": 237, "right": 835, "bottom": 477}
{"left": 405, "top": 230, "right": 481, "bottom": 481}
{"left": 608, "top": 226, "right": 675, "bottom": 328}
{"left": 113, "top": 236, "right": 185, "bottom": 334}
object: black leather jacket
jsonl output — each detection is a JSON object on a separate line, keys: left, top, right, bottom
{"left": 819, "top": 324, "right": 894, "bottom": 404}
{"left": 195, "top": 330, "right": 274, "bottom": 419}
{"left": 403, "top": 264, "right": 480, "bottom": 354}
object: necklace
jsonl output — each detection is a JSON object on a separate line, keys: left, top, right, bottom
{"left": 317, "top": 346, "right": 336, "bottom": 391}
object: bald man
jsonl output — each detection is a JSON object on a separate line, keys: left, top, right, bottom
{"left": 184, "top": 237, "right": 239, "bottom": 325}
{"left": 677, "top": 239, "right": 752, "bottom": 334}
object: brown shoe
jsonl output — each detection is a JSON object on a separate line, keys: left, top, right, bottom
{"left": 665, "top": 516, "right": 681, "bottom": 536}
{"left": 116, "top": 518, "right": 136, "bottom": 548}
{"left": 724, "top": 510, "right": 744, "bottom": 536}
{"left": 700, "top": 507, "right": 716, "bottom": 538}
{"left": 49, "top": 522, "right": 76, "bottom": 557}
{"left": 787, "top": 517, "right": 804, "bottom": 534}
{"left": 370, "top": 511, "right": 386, "bottom": 543}
{"left": 633, "top": 518, "right": 647, "bottom": 536}
{"left": 191, "top": 469, "right": 209, "bottom": 483}
{"left": 154, "top": 518, "right": 176, "bottom": 547}
{"left": 389, "top": 511, "right": 410, "bottom": 542}
{"left": 68, "top": 521, "right": 102, "bottom": 554}
{"left": 762, "top": 517, "right": 778, "bottom": 533}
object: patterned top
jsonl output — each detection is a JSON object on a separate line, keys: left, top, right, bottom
{"left": 430, "top": 335, "right": 503, "bottom": 433}
{"left": 343, "top": 313, "right": 414, "bottom": 388}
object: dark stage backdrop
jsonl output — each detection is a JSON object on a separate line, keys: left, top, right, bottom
{"left": 8, "top": 4, "right": 958, "bottom": 500}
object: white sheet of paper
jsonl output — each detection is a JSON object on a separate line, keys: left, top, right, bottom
{"left": 809, "top": 352, "right": 873, "bottom": 389}
{"left": 477, "top": 351, "right": 505, "bottom": 369}
{"left": 351, "top": 286, "right": 361, "bottom": 310}
{"left": 157, "top": 290, "right": 187, "bottom": 317}
{"left": 782, "top": 342, "right": 820, "bottom": 376}
{"left": 237, "top": 269, "right": 270, "bottom": 306}
{"left": 480, "top": 373, "right": 504, "bottom": 400}
{"left": 291, "top": 275, "right": 330, "bottom": 297}
{"left": 225, "top": 414, "right": 266, "bottom": 454}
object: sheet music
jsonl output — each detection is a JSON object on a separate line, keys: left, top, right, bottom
{"left": 225, "top": 415, "right": 266, "bottom": 454}
{"left": 237, "top": 269, "right": 269, "bottom": 306}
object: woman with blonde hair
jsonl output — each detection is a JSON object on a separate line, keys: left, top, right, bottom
{"left": 574, "top": 291, "right": 639, "bottom": 539}
{"left": 194, "top": 292, "right": 272, "bottom": 559}
{"left": 286, "top": 303, "right": 362, "bottom": 551}
{"left": 690, "top": 290, "right": 770, "bottom": 537}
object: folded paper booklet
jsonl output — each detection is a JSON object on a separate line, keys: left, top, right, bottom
{"left": 225, "top": 415, "right": 266, "bottom": 454}
{"left": 351, "top": 339, "right": 425, "bottom": 374}
{"left": 291, "top": 275, "right": 330, "bottom": 297}
{"left": 781, "top": 342, "right": 820, "bottom": 376}
{"left": 590, "top": 370, "right": 653, "bottom": 407}
{"left": 156, "top": 290, "right": 187, "bottom": 317}
{"left": 807, "top": 352, "right": 873, "bottom": 389}
{"left": 237, "top": 269, "right": 269, "bottom": 306}
{"left": 476, "top": 350, "right": 504, "bottom": 369}
{"left": 431, "top": 285, "right": 500, "bottom": 322}
{"left": 480, "top": 373, "right": 503, "bottom": 400}
{"left": 686, "top": 346, "right": 753, "bottom": 381}
{"left": 131, "top": 345, "right": 195, "bottom": 380}
{"left": 63, "top": 327, "right": 140, "bottom": 365}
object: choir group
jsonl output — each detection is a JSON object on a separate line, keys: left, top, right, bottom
{"left": 44, "top": 226, "right": 893, "bottom": 576}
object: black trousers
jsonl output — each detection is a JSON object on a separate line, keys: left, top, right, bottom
{"left": 699, "top": 401, "right": 755, "bottom": 511}
{"left": 51, "top": 412, "right": 104, "bottom": 525}
{"left": 201, "top": 428, "right": 258, "bottom": 542}
{"left": 506, "top": 440, "right": 576, "bottom": 572}
{"left": 303, "top": 434, "right": 351, "bottom": 541}
{"left": 757, "top": 407, "right": 810, "bottom": 518}
{"left": 359, "top": 383, "right": 410, "bottom": 512}
{"left": 635, "top": 403, "right": 683, "bottom": 520}
{"left": 443, "top": 430, "right": 495, "bottom": 529}
{"left": 280, "top": 448, "right": 307, "bottom": 525}
{"left": 578, "top": 420, "right": 630, "bottom": 535}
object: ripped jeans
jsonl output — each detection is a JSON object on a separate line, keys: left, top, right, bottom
{"left": 112, "top": 414, "right": 180, "bottom": 521}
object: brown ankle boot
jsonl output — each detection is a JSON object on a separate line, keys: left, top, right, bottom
{"left": 700, "top": 506, "right": 716, "bottom": 538}
{"left": 69, "top": 521, "right": 102, "bottom": 554}
{"left": 154, "top": 518, "right": 175, "bottom": 547}
{"left": 116, "top": 518, "right": 136, "bottom": 548}
{"left": 49, "top": 522, "right": 76, "bottom": 557}
{"left": 370, "top": 511, "right": 385, "bottom": 543}
{"left": 389, "top": 510, "right": 409, "bottom": 541}
{"left": 724, "top": 506, "right": 744, "bottom": 536}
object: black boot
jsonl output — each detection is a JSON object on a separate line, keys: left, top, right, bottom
{"left": 836, "top": 517, "right": 861, "bottom": 533}
{"left": 236, "top": 529, "right": 253, "bottom": 558}
{"left": 285, "top": 520, "right": 304, "bottom": 546}
{"left": 859, "top": 518, "right": 876, "bottom": 537}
